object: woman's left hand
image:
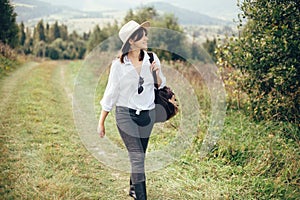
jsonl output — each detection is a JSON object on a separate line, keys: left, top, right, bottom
{"left": 150, "top": 61, "right": 160, "bottom": 75}
{"left": 150, "top": 61, "right": 162, "bottom": 87}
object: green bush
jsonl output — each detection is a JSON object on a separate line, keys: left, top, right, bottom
{"left": 217, "top": 0, "right": 300, "bottom": 125}
{"left": 47, "top": 46, "right": 61, "bottom": 60}
{"left": 0, "top": 42, "right": 18, "bottom": 77}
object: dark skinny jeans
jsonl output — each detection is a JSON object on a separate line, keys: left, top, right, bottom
{"left": 115, "top": 106, "right": 155, "bottom": 184}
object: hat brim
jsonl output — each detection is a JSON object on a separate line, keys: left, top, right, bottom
{"left": 121, "top": 21, "right": 150, "bottom": 51}
{"left": 140, "top": 21, "right": 150, "bottom": 29}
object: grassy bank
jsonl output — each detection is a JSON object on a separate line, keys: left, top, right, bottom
{"left": 0, "top": 43, "right": 20, "bottom": 79}
{"left": 0, "top": 61, "right": 129, "bottom": 199}
{"left": 0, "top": 60, "right": 299, "bottom": 199}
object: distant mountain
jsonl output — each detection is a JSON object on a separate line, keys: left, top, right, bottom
{"left": 13, "top": 0, "right": 232, "bottom": 26}
{"left": 147, "top": 2, "right": 231, "bottom": 25}
{"left": 12, "top": 0, "right": 103, "bottom": 23}
{"left": 36, "top": 0, "right": 238, "bottom": 21}
{"left": 39, "top": 0, "right": 135, "bottom": 11}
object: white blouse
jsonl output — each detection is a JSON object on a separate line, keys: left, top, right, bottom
{"left": 100, "top": 51, "right": 166, "bottom": 114}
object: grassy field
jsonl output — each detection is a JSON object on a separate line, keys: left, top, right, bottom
{"left": 0, "top": 60, "right": 299, "bottom": 199}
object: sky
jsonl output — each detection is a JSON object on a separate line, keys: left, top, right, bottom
{"left": 38, "top": 0, "right": 240, "bottom": 21}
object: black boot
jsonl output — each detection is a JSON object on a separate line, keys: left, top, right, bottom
{"left": 134, "top": 181, "right": 147, "bottom": 200}
{"left": 129, "top": 178, "right": 136, "bottom": 199}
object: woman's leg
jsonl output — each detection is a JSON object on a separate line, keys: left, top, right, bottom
{"left": 118, "top": 126, "right": 147, "bottom": 183}
{"left": 116, "top": 107, "right": 154, "bottom": 199}
{"left": 116, "top": 107, "right": 155, "bottom": 183}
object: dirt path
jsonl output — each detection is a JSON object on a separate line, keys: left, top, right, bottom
{"left": 0, "top": 60, "right": 208, "bottom": 200}
{"left": 0, "top": 62, "right": 39, "bottom": 112}
{"left": 0, "top": 61, "right": 132, "bottom": 200}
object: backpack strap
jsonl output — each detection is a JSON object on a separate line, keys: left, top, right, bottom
{"left": 148, "top": 52, "right": 154, "bottom": 64}
{"left": 147, "top": 52, "right": 159, "bottom": 89}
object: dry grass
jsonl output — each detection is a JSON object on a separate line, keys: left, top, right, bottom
{"left": 0, "top": 60, "right": 299, "bottom": 199}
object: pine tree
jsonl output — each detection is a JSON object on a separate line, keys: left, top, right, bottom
{"left": 24, "top": 27, "right": 33, "bottom": 54}
{"left": 87, "top": 25, "right": 101, "bottom": 51}
{"left": 203, "top": 38, "right": 217, "bottom": 62}
{"left": 0, "top": 0, "right": 19, "bottom": 48}
{"left": 34, "top": 19, "right": 46, "bottom": 42}
{"left": 51, "top": 21, "right": 60, "bottom": 40}
{"left": 19, "top": 22, "right": 26, "bottom": 46}
{"left": 59, "top": 24, "right": 68, "bottom": 41}
{"left": 45, "top": 23, "right": 50, "bottom": 42}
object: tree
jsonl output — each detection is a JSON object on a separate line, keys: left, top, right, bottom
{"left": 45, "top": 23, "right": 50, "bottom": 42}
{"left": 49, "top": 21, "right": 60, "bottom": 42}
{"left": 217, "top": 0, "right": 300, "bottom": 124}
{"left": 19, "top": 22, "right": 26, "bottom": 46}
{"left": 34, "top": 19, "right": 46, "bottom": 42}
{"left": 32, "top": 20, "right": 46, "bottom": 57}
{"left": 59, "top": 24, "right": 68, "bottom": 41}
{"left": 69, "top": 30, "right": 79, "bottom": 42}
{"left": 24, "top": 27, "right": 33, "bottom": 54}
{"left": 0, "top": 0, "right": 19, "bottom": 48}
{"left": 123, "top": 7, "right": 158, "bottom": 24}
{"left": 47, "top": 38, "right": 64, "bottom": 59}
{"left": 150, "top": 13, "right": 188, "bottom": 61}
{"left": 203, "top": 38, "right": 217, "bottom": 62}
{"left": 33, "top": 40, "right": 46, "bottom": 57}
{"left": 83, "top": 31, "right": 90, "bottom": 41}
{"left": 87, "top": 25, "right": 102, "bottom": 51}
{"left": 123, "top": 7, "right": 188, "bottom": 61}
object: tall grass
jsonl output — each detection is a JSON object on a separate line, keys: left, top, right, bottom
{"left": 0, "top": 61, "right": 129, "bottom": 199}
{"left": 0, "top": 42, "right": 19, "bottom": 78}
{"left": 0, "top": 60, "right": 299, "bottom": 199}
{"left": 149, "top": 60, "right": 300, "bottom": 199}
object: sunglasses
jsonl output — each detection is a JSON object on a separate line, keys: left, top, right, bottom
{"left": 138, "top": 76, "right": 144, "bottom": 94}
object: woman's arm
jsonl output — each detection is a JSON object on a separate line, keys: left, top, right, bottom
{"left": 151, "top": 61, "right": 162, "bottom": 87}
{"left": 154, "top": 53, "right": 166, "bottom": 88}
{"left": 100, "top": 60, "right": 120, "bottom": 112}
{"left": 97, "top": 110, "right": 109, "bottom": 138}
{"left": 151, "top": 53, "right": 166, "bottom": 88}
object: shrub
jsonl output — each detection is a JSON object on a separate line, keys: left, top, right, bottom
{"left": 217, "top": 0, "right": 300, "bottom": 126}
{"left": 0, "top": 42, "right": 18, "bottom": 77}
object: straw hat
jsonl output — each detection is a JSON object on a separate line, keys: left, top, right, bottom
{"left": 119, "top": 20, "right": 150, "bottom": 49}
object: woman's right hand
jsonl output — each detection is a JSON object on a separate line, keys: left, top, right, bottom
{"left": 97, "top": 110, "right": 109, "bottom": 138}
{"left": 97, "top": 123, "right": 105, "bottom": 138}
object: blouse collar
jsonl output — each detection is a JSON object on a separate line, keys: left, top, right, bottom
{"left": 124, "top": 50, "right": 150, "bottom": 65}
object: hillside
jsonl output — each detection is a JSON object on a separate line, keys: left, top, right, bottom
{"left": 12, "top": 0, "right": 103, "bottom": 22}
{"left": 12, "top": 0, "right": 119, "bottom": 34}
{"left": 12, "top": 0, "right": 235, "bottom": 42}
{"left": 147, "top": 2, "right": 231, "bottom": 25}
{"left": 12, "top": 0, "right": 231, "bottom": 26}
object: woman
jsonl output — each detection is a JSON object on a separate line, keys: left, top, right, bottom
{"left": 97, "top": 20, "right": 166, "bottom": 200}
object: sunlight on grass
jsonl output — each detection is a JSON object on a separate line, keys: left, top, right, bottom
{"left": 0, "top": 61, "right": 299, "bottom": 199}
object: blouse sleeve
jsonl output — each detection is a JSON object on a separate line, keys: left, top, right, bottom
{"left": 100, "top": 60, "right": 120, "bottom": 112}
{"left": 153, "top": 52, "right": 166, "bottom": 89}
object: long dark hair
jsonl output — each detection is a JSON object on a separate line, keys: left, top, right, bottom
{"left": 120, "top": 27, "right": 148, "bottom": 63}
